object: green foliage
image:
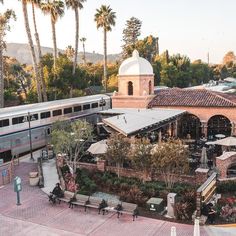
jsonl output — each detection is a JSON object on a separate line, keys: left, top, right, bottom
{"left": 122, "top": 17, "right": 142, "bottom": 58}
{"left": 217, "top": 181, "right": 236, "bottom": 194}
{"left": 105, "top": 133, "right": 130, "bottom": 177}
{"left": 151, "top": 139, "right": 189, "bottom": 189}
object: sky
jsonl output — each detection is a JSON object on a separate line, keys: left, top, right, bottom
{"left": 1, "top": 0, "right": 236, "bottom": 64}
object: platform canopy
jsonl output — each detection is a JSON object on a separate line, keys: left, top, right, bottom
{"left": 100, "top": 108, "right": 186, "bottom": 136}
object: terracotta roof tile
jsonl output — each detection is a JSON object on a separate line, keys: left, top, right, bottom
{"left": 149, "top": 88, "right": 236, "bottom": 107}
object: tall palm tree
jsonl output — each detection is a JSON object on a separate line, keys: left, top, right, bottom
{"left": 65, "top": 0, "right": 86, "bottom": 75}
{"left": 41, "top": 0, "right": 64, "bottom": 73}
{"left": 20, "top": 0, "right": 42, "bottom": 102}
{"left": 31, "top": 0, "right": 47, "bottom": 101}
{"left": 80, "top": 37, "right": 86, "bottom": 64}
{"left": 94, "top": 5, "right": 116, "bottom": 93}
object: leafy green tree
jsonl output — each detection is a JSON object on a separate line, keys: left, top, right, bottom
{"left": 105, "top": 133, "right": 130, "bottom": 178}
{"left": 0, "top": 9, "right": 16, "bottom": 107}
{"left": 151, "top": 139, "right": 189, "bottom": 189}
{"left": 122, "top": 17, "right": 142, "bottom": 58}
{"left": 51, "top": 120, "right": 93, "bottom": 174}
{"left": 65, "top": 0, "right": 86, "bottom": 76}
{"left": 41, "top": 0, "right": 65, "bottom": 73}
{"left": 130, "top": 138, "right": 153, "bottom": 182}
{"left": 94, "top": 5, "right": 116, "bottom": 93}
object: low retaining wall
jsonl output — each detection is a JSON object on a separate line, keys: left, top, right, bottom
{"left": 78, "top": 162, "right": 197, "bottom": 185}
{"left": 0, "top": 162, "right": 14, "bottom": 187}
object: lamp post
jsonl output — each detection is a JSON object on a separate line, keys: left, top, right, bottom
{"left": 23, "top": 112, "right": 35, "bottom": 161}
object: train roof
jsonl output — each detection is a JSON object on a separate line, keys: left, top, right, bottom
{"left": 0, "top": 94, "right": 110, "bottom": 119}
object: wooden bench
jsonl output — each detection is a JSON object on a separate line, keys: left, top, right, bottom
{"left": 57, "top": 191, "right": 75, "bottom": 206}
{"left": 118, "top": 202, "right": 138, "bottom": 221}
{"left": 70, "top": 194, "right": 89, "bottom": 210}
{"left": 103, "top": 200, "right": 122, "bottom": 215}
{"left": 85, "top": 196, "right": 103, "bottom": 213}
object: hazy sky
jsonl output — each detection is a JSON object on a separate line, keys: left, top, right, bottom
{"left": 1, "top": 0, "right": 236, "bottom": 63}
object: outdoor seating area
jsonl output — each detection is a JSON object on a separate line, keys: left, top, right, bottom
{"left": 49, "top": 189, "right": 139, "bottom": 221}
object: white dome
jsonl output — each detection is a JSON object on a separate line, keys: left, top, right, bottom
{"left": 119, "top": 50, "right": 153, "bottom": 76}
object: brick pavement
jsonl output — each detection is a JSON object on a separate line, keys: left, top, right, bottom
{"left": 0, "top": 161, "right": 234, "bottom": 236}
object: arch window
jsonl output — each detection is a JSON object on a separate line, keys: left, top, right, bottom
{"left": 207, "top": 115, "right": 231, "bottom": 137}
{"left": 149, "top": 81, "right": 152, "bottom": 95}
{"left": 128, "top": 81, "right": 133, "bottom": 95}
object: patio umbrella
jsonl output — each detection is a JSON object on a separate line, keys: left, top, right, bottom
{"left": 193, "top": 218, "right": 200, "bottom": 236}
{"left": 171, "top": 226, "right": 176, "bottom": 236}
{"left": 214, "top": 136, "right": 236, "bottom": 147}
{"left": 200, "top": 147, "right": 208, "bottom": 169}
{"left": 87, "top": 139, "right": 108, "bottom": 155}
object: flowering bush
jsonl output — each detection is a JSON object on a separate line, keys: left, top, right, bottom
{"left": 217, "top": 197, "right": 236, "bottom": 222}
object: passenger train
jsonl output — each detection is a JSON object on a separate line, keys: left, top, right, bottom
{"left": 0, "top": 94, "right": 111, "bottom": 162}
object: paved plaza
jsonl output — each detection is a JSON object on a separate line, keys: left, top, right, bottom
{"left": 0, "top": 157, "right": 235, "bottom": 236}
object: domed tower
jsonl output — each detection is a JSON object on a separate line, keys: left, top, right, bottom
{"left": 112, "top": 50, "right": 155, "bottom": 108}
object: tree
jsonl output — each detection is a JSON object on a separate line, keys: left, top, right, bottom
{"left": 65, "top": 0, "right": 86, "bottom": 75}
{"left": 94, "top": 5, "right": 116, "bottom": 93}
{"left": 130, "top": 138, "right": 153, "bottom": 182}
{"left": 223, "top": 51, "right": 236, "bottom": 66}
{"left": 151, "top": 139, "right": 189, "bottom": 189}
{"left": 65, "top": 45, "right": 75, "bottom": 61}
{"left": 105, "top": 133, "right": 130, "bottom": 178}
{"left": 51, "top": 120, "right": 93, "bottom": 174}
{"left": 41, "top": 0, "right": 65, "bottom": 74}
{"left": 80, "top": 37, "right": 86, "bottom": 64}
{"left": 122, "top": 17, "right": 142, "bottom": 58}
{"left": 30, "top": 0, "right": 47, "bottom": 101}
{"left": 20, "top": 0, "right": 42, "bottom": 102}
{"left": 0, "top": 9, "right": 16, "bottom": 107}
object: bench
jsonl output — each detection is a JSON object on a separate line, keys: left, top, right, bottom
{"left": 85, "top": 196, "right": 103, "bottom": 213}
{"left": 70, "top": 194, "right": 89, "bottom": 210}
{"left": 57, "top": 191, "right": 75, "bottom": 205}
{"left": 103, "top": 200, "right": 122, "bottom": 215}
{"left": 118, "top": 202, "right": 138, "bottom": 221}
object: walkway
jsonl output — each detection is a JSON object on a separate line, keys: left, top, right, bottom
{"left": 0, "top": 157, "right": 235, "bottom": 235}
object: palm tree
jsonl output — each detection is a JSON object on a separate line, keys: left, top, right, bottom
{"left": 65, "top": 0, "right": 86, "bottom": 75}
{"left": 94, "top": 5, "right": 116, "bottom": 93}
{"left": 80, "top": 37, "right": 86, "bottom": 64}
{"left": 41, "top": 0, "right": 64, "bottom": 73}
{"left": 20, "top": 0, "right": 42, "bottom": 102}
{"left": 31, "top": 0, "right": 47, "bottom": 101}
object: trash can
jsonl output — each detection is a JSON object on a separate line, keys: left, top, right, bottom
{"left": 29, "top": 172, "right": 39, "bottom": 186}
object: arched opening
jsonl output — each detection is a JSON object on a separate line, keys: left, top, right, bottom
{"left": 207, "top": 115, "right": 231, "bottom": 138}
{"left": 128, "top": 81, "right": 133, "bottom": 95}
{"left": 148, "top": 81, "right": 152, "bottom": 95}
{"left": 227, "top": 163, "right": 236, "bottom": 177}
{"left": 179, "top": 113, "right": 201, "bottom": 139}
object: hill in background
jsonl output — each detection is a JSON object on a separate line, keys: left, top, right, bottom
{"left": 5, "top": 43, "right": 121, "bottom": 64}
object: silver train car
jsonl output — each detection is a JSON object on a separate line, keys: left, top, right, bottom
{"left": 0, "top": 94, "right": 111, "bottom": 162}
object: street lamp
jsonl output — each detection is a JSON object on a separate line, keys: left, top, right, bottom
{"left": 23, "top": 112, "right": 36, "bottom": 161}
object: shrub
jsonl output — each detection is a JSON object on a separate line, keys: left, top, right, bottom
{"left": 217, "top": 181, "right": 236, "bottom": 194}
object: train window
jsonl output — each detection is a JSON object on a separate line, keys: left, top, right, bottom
{"left": 64, "top": 107, "right": 72, "bottom": 114}
{"left": 83, "top": 104, "right": 90, "bottom": 110}
{"left": 40, "top": 111, "right": 51, "bottom": 119}
{"left": 31, "top": 114, "right": 38, "bottom": 120}
{"left": 92, "top": 102, "right": 98, "bottom": 108}
{"left": 12, "top": 116, "right": 24, "bottom": 125}
{"left": 99, "top": 100, "right": 106, "bottom": 107}
{"left": 53, "top": 109, "right": 62, "bottom": 117}
{"left": 0, "top": 119, "right": 9, "bottom": 127}
{"left": 74, "top": 105, "right": 82, "bottom": 112}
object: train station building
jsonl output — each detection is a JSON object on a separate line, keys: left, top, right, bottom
{"left": 102, "top": 50, "right": 236, "bottom": 139}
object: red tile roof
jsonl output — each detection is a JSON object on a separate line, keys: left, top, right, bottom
{"left": 148, "top": 88, "right": 236, "bottom": 107}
